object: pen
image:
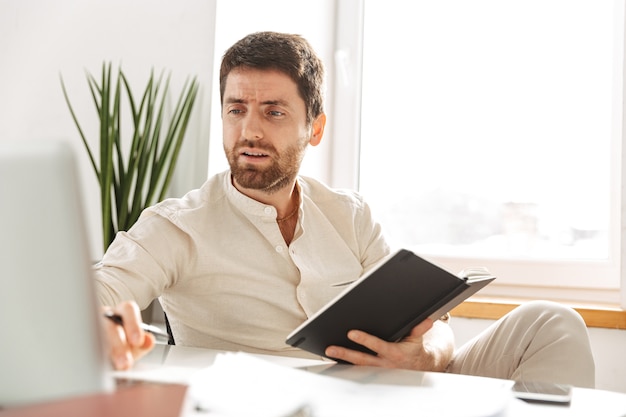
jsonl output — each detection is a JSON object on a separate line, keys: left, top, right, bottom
{"left": 104, "top": 310, "right": 170, "bottom": 341}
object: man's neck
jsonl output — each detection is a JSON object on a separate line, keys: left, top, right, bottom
{"left": 232, "top": 177, "right": 298, "bottom": 218}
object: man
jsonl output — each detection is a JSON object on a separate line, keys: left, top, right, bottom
{"left": 98, "top": 31, "right": 595, "bottom": 387}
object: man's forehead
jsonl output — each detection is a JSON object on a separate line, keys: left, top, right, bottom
{"left": 224, "top": 67, "right": 299, "bottom": 103}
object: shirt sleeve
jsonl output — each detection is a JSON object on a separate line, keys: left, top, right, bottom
{"left": 94, "top": 210, "right": 192, "bottom": 309}
{"left": 354, "top": 194, "right": 392, "bottom": 273}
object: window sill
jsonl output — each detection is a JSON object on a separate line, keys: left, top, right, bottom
{"left": 450, "top": 297, "right": 626, "bottom": 329}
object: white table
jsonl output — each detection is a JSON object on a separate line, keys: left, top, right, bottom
{"left": 117, "top": 344, "right": 626, "bottom": 417}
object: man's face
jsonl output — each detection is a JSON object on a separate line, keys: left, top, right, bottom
{"left": 222, "top": 67, "right": 316, "bottom": 194}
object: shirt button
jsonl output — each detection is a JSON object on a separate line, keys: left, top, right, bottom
{"left": 264, "top": 206, "right": 273, "bottom": 215}
{"left": 275, "top": 245, "right": 284, "bottom": 253}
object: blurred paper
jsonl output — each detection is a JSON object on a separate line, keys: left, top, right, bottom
{"left": 182, "top": 352, "right": 511, "bottom": 417}
{"left": 109, "top": 344, "right": 331, "bottom": 386}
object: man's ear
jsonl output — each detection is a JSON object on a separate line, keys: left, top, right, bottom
{"left": 309, "top": 113, "right": 326, "bottom": 147}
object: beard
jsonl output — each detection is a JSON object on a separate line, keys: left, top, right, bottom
{"left": 226, "top": 139, "right": 307, "bottom": 194}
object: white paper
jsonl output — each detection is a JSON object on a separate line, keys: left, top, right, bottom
{"left": 182, "top": 352, "right": 511, "bottom": 417}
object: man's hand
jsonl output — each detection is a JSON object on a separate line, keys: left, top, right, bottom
{"left": 324, "top": 319, "right": 454, "bottom": 372}
{"left": 103, "top": 301, "right": 155, "bottom": 370}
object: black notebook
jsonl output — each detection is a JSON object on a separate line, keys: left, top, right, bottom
{"left": 286, "top": 248, "right": 495, "bottom": 358}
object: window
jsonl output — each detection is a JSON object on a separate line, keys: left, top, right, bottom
{"left": 336, "top": 0, "right": 625, "bottom": 305}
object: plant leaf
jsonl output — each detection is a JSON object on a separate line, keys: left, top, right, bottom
{"left": 61, "top": 62, "right": 199, "bottom": 251}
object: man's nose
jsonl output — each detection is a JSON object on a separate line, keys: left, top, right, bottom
{"left": 241, "top": 112, "right": 263, "bottom": 140}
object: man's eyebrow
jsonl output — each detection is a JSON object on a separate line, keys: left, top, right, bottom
{"left": 223, "top": 98, "right": 288, "bottom": 107}
{"left": 224, "top": 97, "right": 245, "bottom": 105}
{"left": 260, "top": 99, "right": 289, "bottom": 107}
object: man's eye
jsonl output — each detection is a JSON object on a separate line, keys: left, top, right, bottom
{"left": 228, "top": 109, "right": 243, "bottom": 115}
{"left": 268, "top": 110, "right": 284, "bottom": 117}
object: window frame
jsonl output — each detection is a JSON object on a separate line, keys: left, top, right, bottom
{"left": 330, "top": 0, "right": 626, "bottom": 310}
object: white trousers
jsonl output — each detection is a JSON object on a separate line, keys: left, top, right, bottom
{"left": 446, "top": 300, "right": 595, "bottom": 388}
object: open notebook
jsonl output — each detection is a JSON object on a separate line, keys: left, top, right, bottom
{"left": 287, "top": 248, "right": 495, "bottom": 358}
{"left": 0, "top": 140, "right": 113, "bottom": 407}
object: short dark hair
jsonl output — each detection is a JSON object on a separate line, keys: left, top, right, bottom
{"left": 220, "top": 31, "right": 325, "bottom": 125}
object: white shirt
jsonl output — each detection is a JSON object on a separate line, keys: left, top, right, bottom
{"left": 95, "top": 171, "right": 390, "bottom": 358}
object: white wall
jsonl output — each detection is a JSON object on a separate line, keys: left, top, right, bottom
{"left": 0, "top": 0, "right": 337, "bottom": 258}
{"left": 0, "top": 0, "right": 216, "bottom": 259}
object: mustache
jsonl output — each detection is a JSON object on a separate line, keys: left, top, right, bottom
{"left": 237, "top": 140, "right": 276, "bottom": 153}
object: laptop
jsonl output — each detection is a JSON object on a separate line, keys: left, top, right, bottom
{"left": 0, "top": 139, "right": 113, "bottom": 407}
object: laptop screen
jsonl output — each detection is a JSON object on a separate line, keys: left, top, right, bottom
{"left": 0, "top": 139, "right": 113, "bottom": 406}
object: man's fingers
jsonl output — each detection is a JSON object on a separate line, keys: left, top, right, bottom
{"left": 103, "top": 312, "right": 133, "bottom": 370}
{"left": 347, "top": 330, "right": 388, "bottom": 356}
{"left": 114, "top": 301, "right": 144, "bottom": 346}
{"left": 325, "top": 319, "right": 436, "bottom": 369}
{"left": 102, "top": 301, "right": 153, "bottom": 370}
{"left": 325, "top": 344, "right": 381, "bottom": 366}
{"left": 135, "top": 332, "right": 156, "bottom": 356}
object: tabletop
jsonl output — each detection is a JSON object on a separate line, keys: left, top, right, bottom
{"left": 2, "top": 344, "right": 625, "bottom": 417}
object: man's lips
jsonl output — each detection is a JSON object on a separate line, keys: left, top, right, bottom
{"left": 238, "top": 149, "right": 271, "bottom": 164}
{"left": 241, "top": 150, "right": 269, "bottom": 158}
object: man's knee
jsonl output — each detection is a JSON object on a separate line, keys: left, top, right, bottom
{"left": 510, "top": 300, "right": 587, "bottom": 330}
{"left": 508, "top": 300, "right": 595, "bottom": 387}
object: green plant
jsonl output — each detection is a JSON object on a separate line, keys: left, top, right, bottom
{"left": 61, "top": 62, "right": 199, "bottom": 252}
